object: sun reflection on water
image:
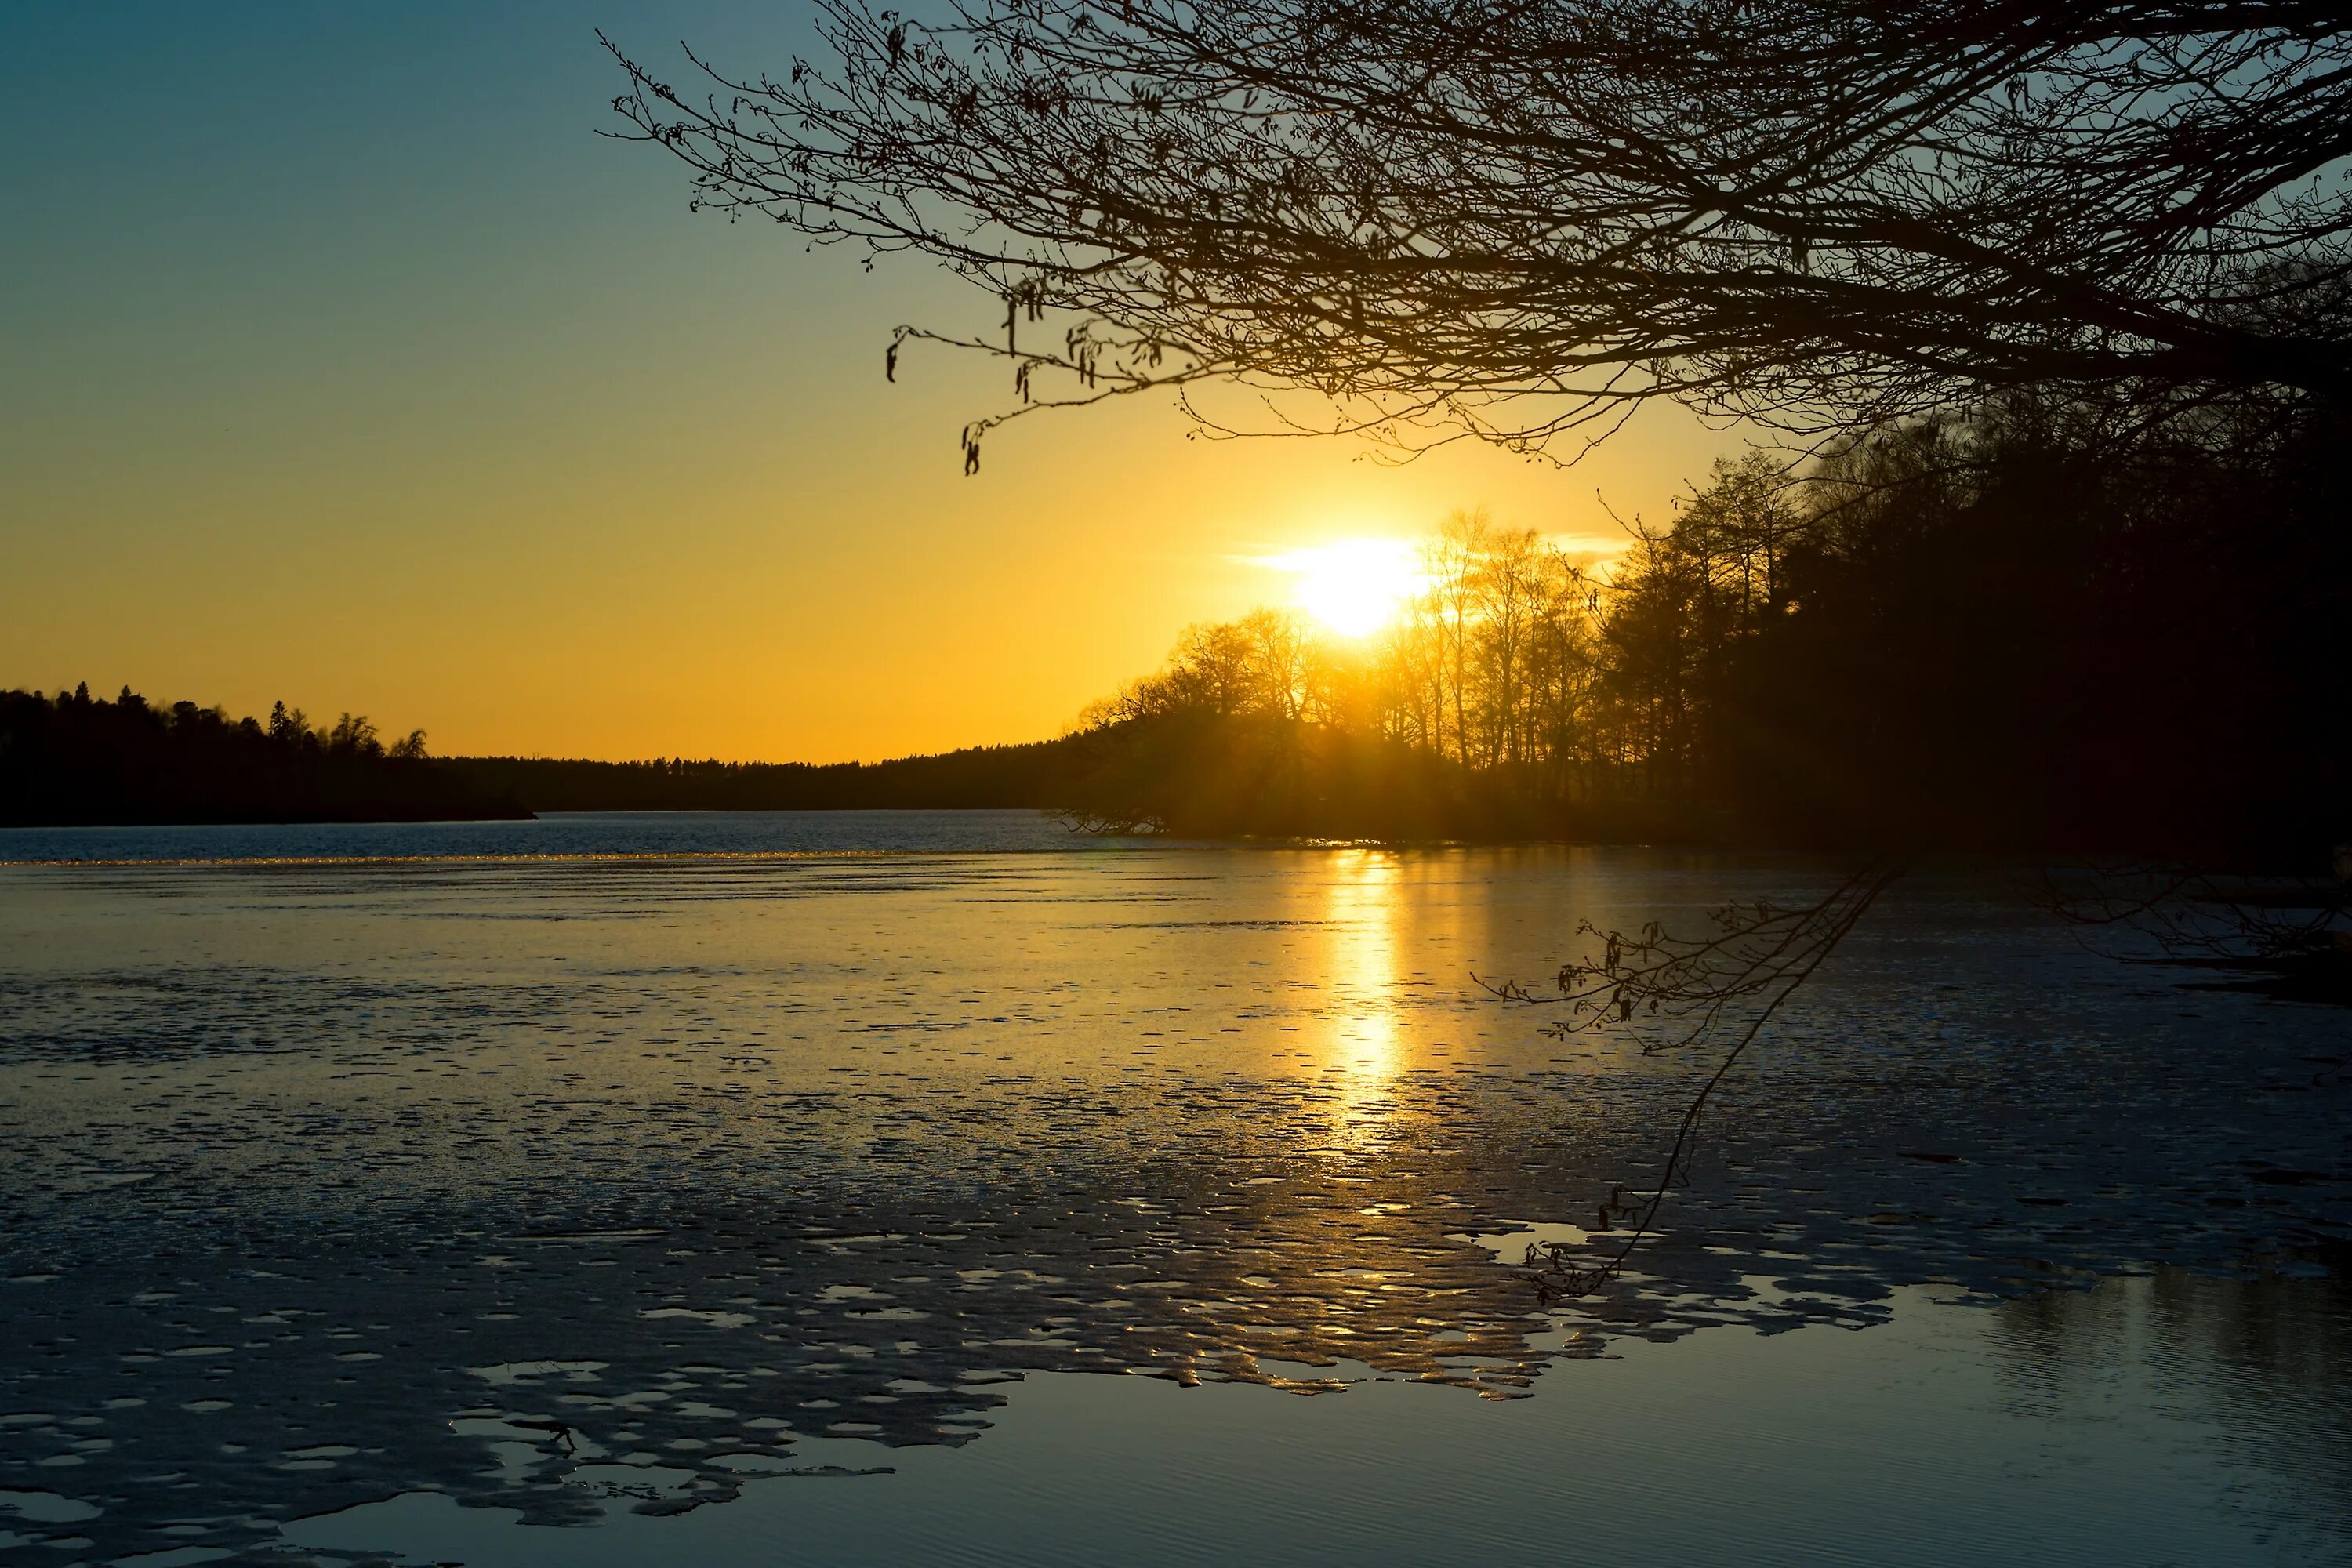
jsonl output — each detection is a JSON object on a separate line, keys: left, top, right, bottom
{"left": 1322, "top": 849, "right": 1404, "bottom": 1114}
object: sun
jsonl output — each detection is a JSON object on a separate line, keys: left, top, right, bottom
{"left": 1266, "top": 538, "right": 1423, "bottom": 637}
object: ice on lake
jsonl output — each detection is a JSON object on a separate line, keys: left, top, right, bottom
{"left": 1, "top": 811, "right": 2346, "bottom": 1564}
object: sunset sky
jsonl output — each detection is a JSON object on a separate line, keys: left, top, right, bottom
{"left": 2, "top": 3, "right": 1742, "bottom": 762}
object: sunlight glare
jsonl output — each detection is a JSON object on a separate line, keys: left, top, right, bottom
{"left": 1325, "top": 848, "right": 1402, "bottom": 1081}
{"left": 1267, "top": 539, "right": 1423, "bottom": 637}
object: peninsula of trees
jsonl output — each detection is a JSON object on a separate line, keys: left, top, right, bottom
{"left": 1050, "top": 402, "right": 2349, "bottom": 860}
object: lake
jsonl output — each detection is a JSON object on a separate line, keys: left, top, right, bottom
{"left": 1, "top": 811, "right": 2346, "bottom": 1566}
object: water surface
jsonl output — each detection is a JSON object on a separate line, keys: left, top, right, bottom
{"left": 1, "top": 811, "right": 2344, "bottom": 1564}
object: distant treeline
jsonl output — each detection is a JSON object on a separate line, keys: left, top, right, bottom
{"left": 434, "top": 744, "right": 1090, "bottom": 814}
{"left": 1056, "top": 397, "right": 2352, "bottom": 859}
{"left": 13, "top": 396, "right": 2343, "bottom": 852}
{"left": 431, "top": 734, "right": 1690, "bottom": 842}
{"left": 0, "top": 686, "right": 526, "bottom": 827}
{"left": 0, "top": 690, "right": 1104, "bottom": 829}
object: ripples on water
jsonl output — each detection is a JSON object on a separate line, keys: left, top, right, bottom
{"left": 0, "top": 811, "right": 2345, "bottom": 1565}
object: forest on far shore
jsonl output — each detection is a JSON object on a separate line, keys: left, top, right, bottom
{"left": 5, "top": 399, "right": 2345, "bottom": 862}
{"left": 434, "top": 745, "right": 1087, "bottom": 815}
{"left": 0, "top": 689, "right": 1094, "bottom": 829}
{"left": 0, "top": 688, "right": 527, "bottom": 827}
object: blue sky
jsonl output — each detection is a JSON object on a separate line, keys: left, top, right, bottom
{"left": 0, "top": 4, "right": 1732, "bottom": 760}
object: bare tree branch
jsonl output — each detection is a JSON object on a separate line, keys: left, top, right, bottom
{"left": 604, "top": 2, "right": 2352, "bottom": 466}
{"left": 1485, "top": 858, "right": 1907, "bottom": 1299}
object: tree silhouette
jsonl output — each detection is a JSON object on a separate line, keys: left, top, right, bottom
{"left": 607, "top": 1, "right": 2352, "bottom": 466}
{"left": 0, "top": 689, "right": 521, "bottom": 827}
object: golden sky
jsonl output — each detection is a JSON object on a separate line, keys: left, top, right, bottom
{"left": 0, "top": 5, "right": 1740, "bottom": 763}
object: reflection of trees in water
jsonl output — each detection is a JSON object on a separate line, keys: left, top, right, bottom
{"left": 2036, "top": 862, "right": 2352, "bottom": 1005}
{"left": 1987, "top": 1264, "right": 2352, "bottom": 1539}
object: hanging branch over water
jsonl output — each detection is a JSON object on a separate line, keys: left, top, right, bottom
{"left": 1488, "top": 858, "right": 1907, "bottom": 1301}
{"left": 604, "top": 2, "right": 2352, "bottom": 467}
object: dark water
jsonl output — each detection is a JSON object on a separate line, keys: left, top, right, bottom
{"left": 0, "top": 812, "right": 2345, "bottom": 1565}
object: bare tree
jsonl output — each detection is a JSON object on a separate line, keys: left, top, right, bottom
{"left": 1472, "top": 524, "right": 1547, "bottom": 768}
{"left": 1421, "top": 509, "right": 1488, "bottom": 761}
{"left": 1238, "top": 605, "right": 1312, "bottom": 718}
{"left": 606, "top": 2, "right": 2352, "bottom": 467}
{"left": 1679, "top": 452, "right": 1808, "bottom": 618}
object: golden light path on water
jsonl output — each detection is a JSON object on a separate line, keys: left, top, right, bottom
{"left": 1322, "top": 848, "right": 1406, "bottom": 1127}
